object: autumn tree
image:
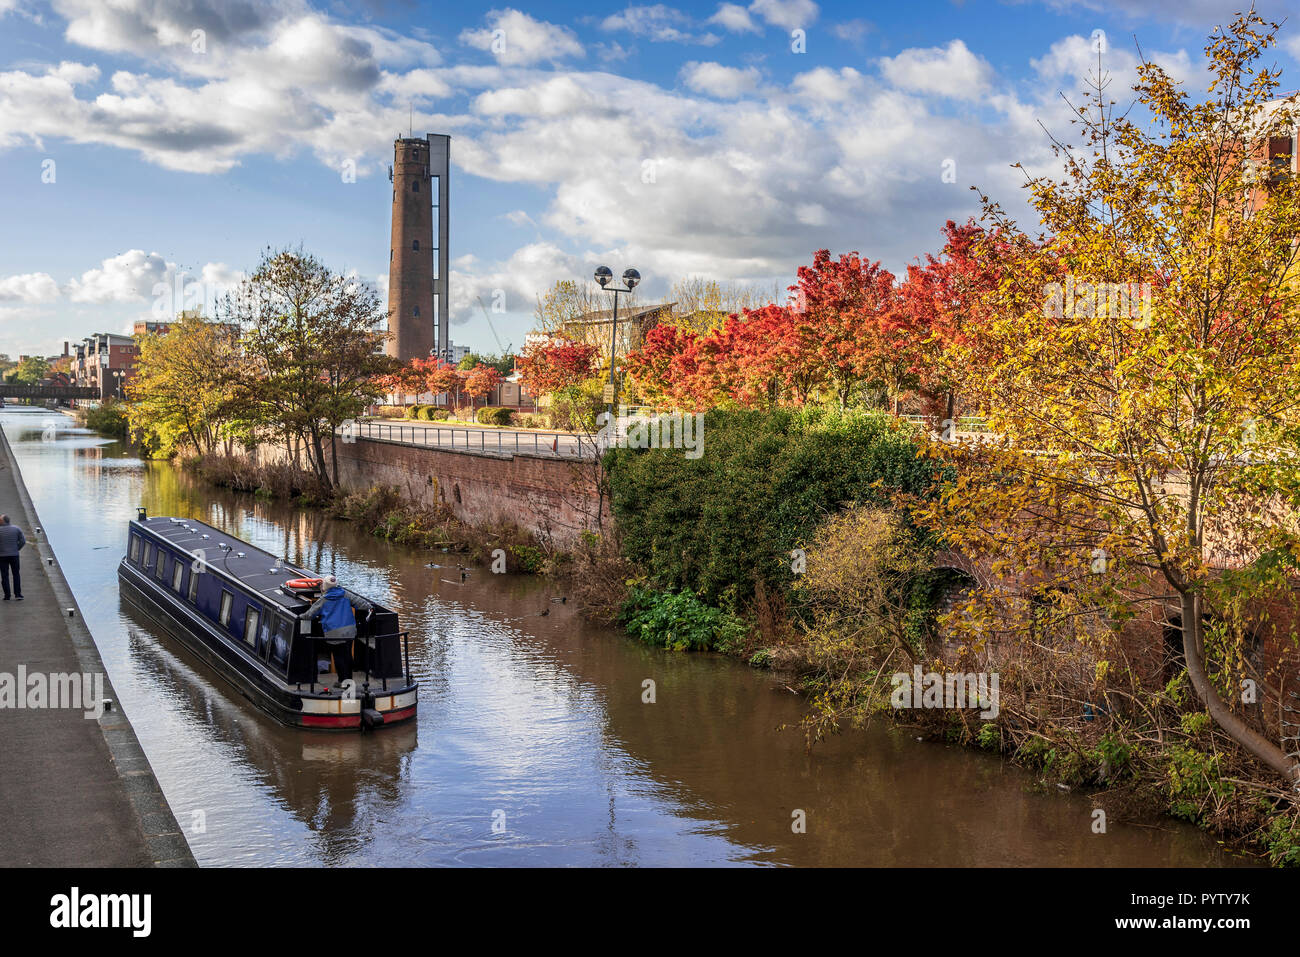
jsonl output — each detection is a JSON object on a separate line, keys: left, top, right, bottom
{"left": 5, "top": 356, "right": 49, "bottom": 384}
{"left": 920, "top": 13, "right": 1300, "bottom": 783}
{"left": 417, "top": 357, "right": 462, "bottom": 402}
{"left": 126, "top": 312, "right": 247, "bottom": 456}
{"left": 462, "top": 362, "right": 503, "bottom": 407}
{"left": 516, "top": 339, "right": 598, "bottom": 396}
{"left": 899, "top": 220, "right": 1019, "bottom": 427}
{"left": 224, "top": 247, "right": 391, "bottom": 489}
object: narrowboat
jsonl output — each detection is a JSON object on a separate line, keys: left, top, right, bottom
{"left": 117, "top": 509, "right": 417, "bottom": 730}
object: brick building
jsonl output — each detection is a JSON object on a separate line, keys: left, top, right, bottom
{"left": 386, "top": 134, "right": 450, "bottom": 362}
{"left": 70, "top": 333, "right": 137, "bottom": 401}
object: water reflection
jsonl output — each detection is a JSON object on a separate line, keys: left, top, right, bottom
{"left": 1, "top": 408, "right": 1248, "bottom": 867}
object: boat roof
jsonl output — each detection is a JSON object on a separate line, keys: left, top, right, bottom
{"left": 132, "top": 514, "right": 350, "bottom": 614}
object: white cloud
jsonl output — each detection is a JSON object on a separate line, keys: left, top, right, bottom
{"left": 601, "top": 5, "right": 721, "bottom": 46}
{"left": 682, "top": 61, "right": 761, "bottom": 98}
{"left": 1029, "top": 34, "right": 1193, "bottom": 89}
{"left": 708, "top": 3, "right": 759, "bottom": 34}
{"left": 0, "top": 4, "right": 447, "bottom": 174}
{"left": 460, "top": 9, "right": 584, "bottom": 67}
{"left": 1027, "top": 0, "right": 1294, "bottom": 26}
{"left": 66, "top": 250, "right": 173, "bottom": 304}
{"left": 0, "top": 273, "right": 59, "bottom": 303}
{"left": 473, "top": 76, "right": 595, "bottom": 117}
{"left": 879, "top": 40, "right": 995, "bottom": 101}
{"left": 792, "top": 66, "right": 865, "bottom": 103}
{"left": 749, "top": 0, "right": 818, "bottom": 30}
{"left": 832, "top": 19, "right": 873, "bottom": 44}
{"left": 450, "top": 241, "right": 586, "bottom": 324}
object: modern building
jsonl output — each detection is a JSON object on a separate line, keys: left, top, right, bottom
{"left": 444, "top": 341, "right": 473, "bottom": 365}
{"left": 559, "top": 302, "right": 676, "bottom": 361}
{"left": 1249, "top": 94, "right": 1297, "bottom": 213}
{"left": 70, "top": 333, "right": 138, "bottom": 401}
{"left": 386, "top": 133, "right": 450, "bottom": 362}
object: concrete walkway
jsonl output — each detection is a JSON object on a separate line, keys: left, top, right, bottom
{"left": 0, "top": 423, "right": 194, "bottom": 866}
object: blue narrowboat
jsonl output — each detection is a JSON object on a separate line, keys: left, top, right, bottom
{"left": 117, "top": 509, "right": 417, "bottom": 730}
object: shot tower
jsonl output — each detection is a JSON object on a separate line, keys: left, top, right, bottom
{"left": 386, "top": 133, "right": 450, "bottom": 361}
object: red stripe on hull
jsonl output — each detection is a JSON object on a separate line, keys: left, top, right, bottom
{"left": 302, "top": 714, "right": 363, "bottom": 728}
{"left": 380, "top": 705, "right": 417, "bottom": 725}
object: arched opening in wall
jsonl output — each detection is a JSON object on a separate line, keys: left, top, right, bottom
{"left": 1162, "top": 612, "right": 1187, "bottom": 687}
{"left": 923, "top": 567, "right": 979, "bottom": 660}
{"left": 453, "top": 483, "right": 461, "bottom": 504}
{"left": 1162, "top": 613, "right": 1267, "bottom": 721}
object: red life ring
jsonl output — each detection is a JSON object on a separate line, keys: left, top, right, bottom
{"left": 285, "top": 578, "right": 323, "bottom": 590}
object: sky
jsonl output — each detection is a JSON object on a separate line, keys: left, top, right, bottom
{"left": 0, "top": 0, "right": 1297, "bottom": 360}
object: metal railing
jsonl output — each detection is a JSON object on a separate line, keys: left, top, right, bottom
{"left": 344, "top": 419, "right": 599, "bottom": 459}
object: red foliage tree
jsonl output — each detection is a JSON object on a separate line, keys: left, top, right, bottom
{"left": 898, "top": 219, "right": 1018, "bottom": 423}
{"left": 462, "top": 363, "right": 503, "bottom": 407}
{"left": 416, "top": 357, "right": 464, "bottom": 403}
{"left": 516, "top": 339, "right": 598, "bottom": 398}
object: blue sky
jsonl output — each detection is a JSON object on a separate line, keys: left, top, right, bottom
{"left": 0, "top": 0, "right": 1297, "bottom": 360}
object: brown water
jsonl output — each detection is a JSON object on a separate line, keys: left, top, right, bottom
{"left": 1, "top": 408, "right": 1247, "bottom": 866}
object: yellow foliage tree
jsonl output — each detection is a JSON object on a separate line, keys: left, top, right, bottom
{"left": 919, "top": 13, "right": 1300, "bottom": 782}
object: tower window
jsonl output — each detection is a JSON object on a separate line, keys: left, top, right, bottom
{"left": 412, "top": 240, "right": 420, "bottom": 251}
{"left": 413, "top": 180, "right": 420, "bottom": 192}
{"left": 414, "top": 306, "right": 420, "bottom": 317}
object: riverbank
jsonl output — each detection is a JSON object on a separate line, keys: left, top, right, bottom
{"left": 0, "top": 421, "right": 195, "bottom": 867}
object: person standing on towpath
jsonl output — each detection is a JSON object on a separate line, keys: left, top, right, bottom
{"left": 0, "top": 513, "right": 25, "bottom": 601}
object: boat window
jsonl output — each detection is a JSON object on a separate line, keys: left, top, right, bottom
{"left": 219, "top": 591, "right": 233, "bottom": 628}
{"left": 143, "top": 542, "right": 154, "bottom": 570}
{"left": 266, "top": 619, "right": 286, "bottom": 661}
{"left": 243, "top": 608, "right": 260, "bottom": 647}
{"left": 171, "top": 562, "right": 184, "bottom": 592}
{"left": 269, "top": 623, "right": 290, "bottom": 670}
{"left": 128, "top": 535, "right": 140, "bottom": 562}
{"left": 188, "top": 568, "right": 200, "bottom": 603}
{"left": 155, "top": 551, "right": 169, "bottom": 581}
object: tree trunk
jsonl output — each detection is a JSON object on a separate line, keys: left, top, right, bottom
{"left": 330, "top": 427, "right": 340, "bottom": 488}
{"left": 1181, "top": 591, "right": 1299, "bottom": 785}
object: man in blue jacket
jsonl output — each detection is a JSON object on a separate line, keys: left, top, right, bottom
{"left": 304, "top": 575, "right": 372, "bottom": 685}
{"left": 0, "top": 514, "right": 25, "bottom": 601}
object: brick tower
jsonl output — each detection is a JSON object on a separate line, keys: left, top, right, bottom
{"left": 386, "top": 134, "right": 450, "bottom": 361}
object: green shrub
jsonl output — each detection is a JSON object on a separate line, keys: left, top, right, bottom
{"left": 83, "top": 399, "right": 130, "bottom": 440}
{"left": 509, "top": 543, "right": 545, "bottom": 573}
{"left": 407, "top": 404, "right": 424, "bottom": 419}
{"left": 604, "top": 407, "right": 936, "bottom": 610}
{"left": 419, "top": 406, "right": 450, "bottom": 421}
{"left": 619, "top": 586, "right": 749, "bottom": 652}
{"left": 476, "top": 406, "right": 514, "bottom": 426}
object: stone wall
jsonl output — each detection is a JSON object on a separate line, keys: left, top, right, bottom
{"left": 259, "top": 437, "right": 608, "bottom": 545}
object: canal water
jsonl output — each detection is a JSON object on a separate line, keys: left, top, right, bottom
{"left": 1, "top": 408, "right": 1245, "bottom": 866}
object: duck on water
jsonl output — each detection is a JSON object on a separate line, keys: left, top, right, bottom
{"left": 117, "top": 508, "right": 417, "bottom": 730}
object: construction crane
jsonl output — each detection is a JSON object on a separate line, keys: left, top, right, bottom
{"left": 476, "top": 296, "right": 513, "bottom": 359}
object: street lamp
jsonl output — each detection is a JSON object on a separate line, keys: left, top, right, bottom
{"left": 594, "top": 265, "right": 640, "bottom": 419}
